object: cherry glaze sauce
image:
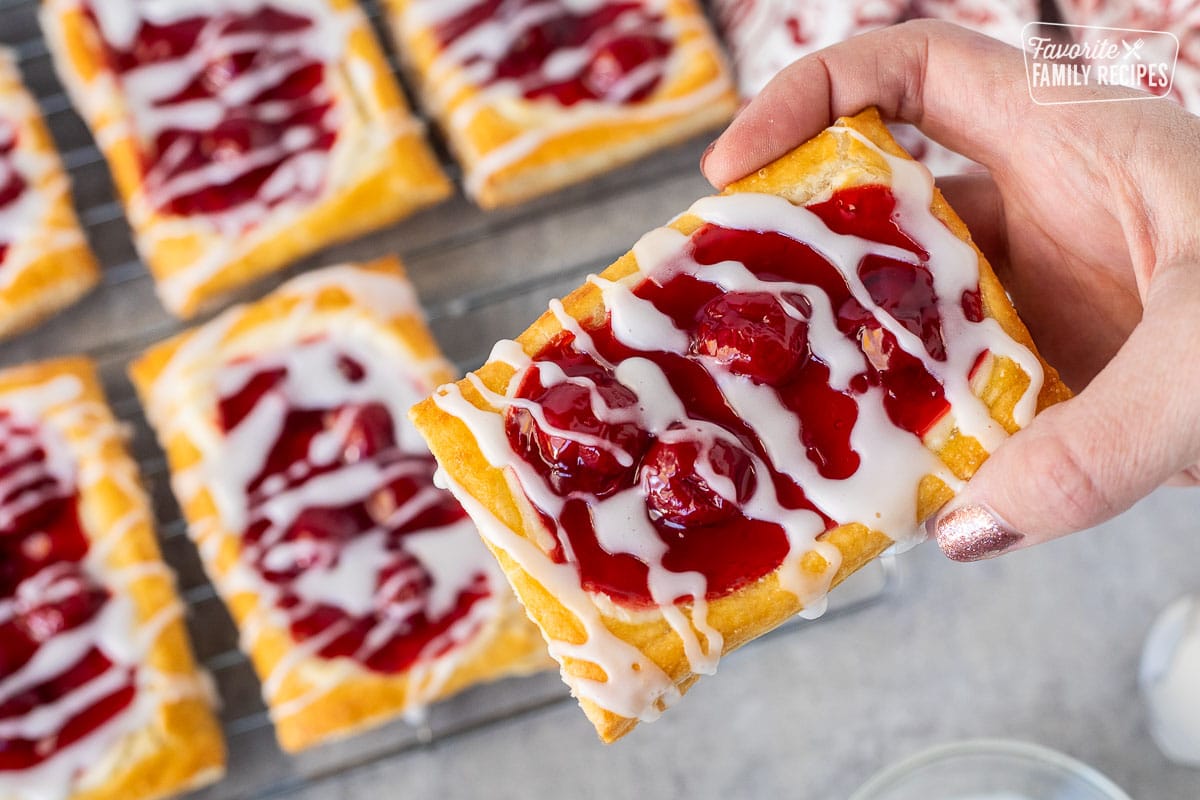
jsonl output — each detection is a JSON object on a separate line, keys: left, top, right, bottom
{"left": 217, "top": 350, "right": 489, "bottom": 673}
{"left": 505, "top": 185, "right": 985, "bottom": 606}
{"left": 0, "top": 415, "right": 134, "bottom": 772}
{"left": 432, "top": 0, "right": 673, "bottom": 106}
{"left": 0, "top": 120, "right": 26, "bottom": 265}
{"left": 88, "top": 4, "right": 337, "bottom": 219}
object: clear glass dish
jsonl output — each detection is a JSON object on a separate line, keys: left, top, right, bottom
{"left": 849, "top": 739, "right": 1133, "bottom": 800}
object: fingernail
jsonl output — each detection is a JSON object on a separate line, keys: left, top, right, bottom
{"left": 935, "top": 504, "right": 1024, "bottom": 562}
{"left": 700, "top": 140, "right": 717, "bottom": 172}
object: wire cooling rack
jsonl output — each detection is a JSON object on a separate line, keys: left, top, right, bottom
{"left": 0, "top": 2, "right": 899, "bottom": 798}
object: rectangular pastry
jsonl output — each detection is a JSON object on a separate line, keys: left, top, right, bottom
{"left": 411, "top": 108, "right": 1072, "bottom": 742}
{"left": 384, "top": 0, "right": 740, "bottom": 208}
{"left": 129, "top": 257, "right": 551, "bottom": 753}
{"left": 0, "top": 358, "right": 224, "bottom": 800}
{"left": 42, "top": 0, "right": 453, "bottom": 318}
{"left": 0, "top": 48, "right": 99, "bottom": 341}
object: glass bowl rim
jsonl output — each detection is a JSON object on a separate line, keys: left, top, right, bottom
{"left": 848, "top": 738, "right": 1134, "bottom": 800}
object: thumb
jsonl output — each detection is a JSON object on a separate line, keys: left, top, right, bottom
{"left": 932, "top": 262, "right": 1200, "bottom": 561}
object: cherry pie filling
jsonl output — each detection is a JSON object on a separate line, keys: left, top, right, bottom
{"left": 87, "top": 3, "right": 338, "bottom": 219}
{"left": 217, "top": 347, "right": 490, "bottom": 674}
{"left": 0, "top": 414, "right": 134, "bottom": 772}
{"left": 0, "top": 119, "right": 26, "bottom": 266}
{"left": 505, "top": 185, "right": 990, "bottom": 607}
{"left": 432, "top": 0, "right": 674, "bottom": 106}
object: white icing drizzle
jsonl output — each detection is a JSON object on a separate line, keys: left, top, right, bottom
{"left": 429, "top": 123, "right": 1044, "bottom": 722}
{"left": 0, "top": 375, "right": 200, "bottom": 800}
{"left": 398, "top": 0, "right": 727, "bottom": 197}
{"left": 0, "top": 51, "right": 88, "bottom": 288}
{"left": 139, "top": 264, "right": 515, "bottom": 726}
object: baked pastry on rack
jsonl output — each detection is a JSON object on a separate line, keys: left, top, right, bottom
{"left": 0, "top": 357, "right": 224, "bottom": 800}
{"left": 130, "top": 257, "right": 551, "bottom": 753}
{"left": 41, "top": 0, "right": 452, "bottom": 318}
{"left": 0, "top": 48, "right": 99, "bottom": 341}
{"left": 383, "top": 0, "right": 740, "bottom": 208}
{"left": 411, "top": 108, "right": 1071, "bottom": 742}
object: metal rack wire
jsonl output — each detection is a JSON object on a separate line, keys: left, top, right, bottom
{"left": 0, "top": 2, "right": 898, "bottom": 797}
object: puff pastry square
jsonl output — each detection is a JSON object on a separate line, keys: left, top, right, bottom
{"left": 384, "top": 0, "right": 740, "bottom": 208}
{"left": 0, "top": 49, "right": 99, "bottom": 341}
{"left": 42, "top": 0, "right": 453, "bottom": 318}
{"left": 129, "top": 257, "right": 551, "bottom": 753}
{"left": 0, "top": 358, "right": 224, "bottom": 800}
{"left": 411, "top": 108, "right": 1072, "bottom": 742}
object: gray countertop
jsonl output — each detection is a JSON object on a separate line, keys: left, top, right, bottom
{"left": 291, "top": 488, "right": 1199, "bottom": 800}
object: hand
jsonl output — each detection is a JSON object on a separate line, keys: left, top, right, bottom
{"left": 701, "top": 20, "right": 1200, "bottom": 561}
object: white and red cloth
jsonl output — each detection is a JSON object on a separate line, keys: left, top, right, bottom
{"left": 711, "top": 0, "right": 1043, "bottom": 174}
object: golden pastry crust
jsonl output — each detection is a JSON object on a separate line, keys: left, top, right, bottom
{"left": 0, "top": 49, "right": 99, "bottom": 341}
{"left": 41, "top": 0, "right": 452, "bottom": 318}
{"left": 385, "top": 0, "right": 740, "bottom": 208}
{"left": 0, "top": 357, "right": 224, "bottom": 800}
{"left": 410, "top": 108, "right": 1072, "bottom": 742}
{"left": 129, "top": 257, "right": 551, "bottom": 753}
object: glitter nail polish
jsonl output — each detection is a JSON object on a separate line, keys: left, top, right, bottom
{"left": 935, "top": 504, "right": 1023, "bottom": 562}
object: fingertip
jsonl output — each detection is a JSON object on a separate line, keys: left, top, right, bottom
{"left": 700, "top": 55, "right": 841, "bottom": 188}
{"left": 703, "top": 98, "right": 760, "bottom": 188}
{"left": 699, "top": 139, "right": 742, "bottom": 190}
{"left": 699, "top": 140, "right": 718, "bottom": 186}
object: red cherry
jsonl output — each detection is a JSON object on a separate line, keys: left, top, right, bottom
{"left": 336, "top": 354, "right": 366, "bottom": 383}
{"left": 373, "top": 552, "right": 431, "bottom": 623}
{"left": 503, "top": 22, "right": 555, "bottom": 81}
{"left": 507, "top": 364, "right": 649, "bottom": 498}
{"left": 0, "top": 509, "right": 88, "bottom": 595}
{"left": 366, "top": 456, "right": 468, "bottom": 535}
{"left": 583, "top": 34, "right": 667, "bottom": 101}
{"left": 259, "top": 507, "right": 356, "bottom": 582}
{"left": 689, "top": 292, "right": 809, "bottom": 385}
{"left": 0, "top": 169, "right": 24, "bottom": 210}
{"left": 806, "top": 185, "right": 928, "bottom": 258}
{"left": 339, "top": 403, "right": 396, "bottom": 462}
{"left": 14, "top": 572, "right": 109, "bottom": 643}
{"left": 0, "top": 490, "right": 76, "bottom": 544}
{"left": 217, "top": 366, "right": 286, "bottom": 432}
{"left": 961, "top": 287, "right": 984, "bottom": 323}
{"left": 640, "top": 436, "right": 756, "bottom": 528}
{"left": 0, "top": 647, "right": 115, "bottom": 721}
{"left": 858, "top": 254, "right": 946, "bottom": 361}
{"left": 0, "top": 622, "right": 36, "bottom": 675}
